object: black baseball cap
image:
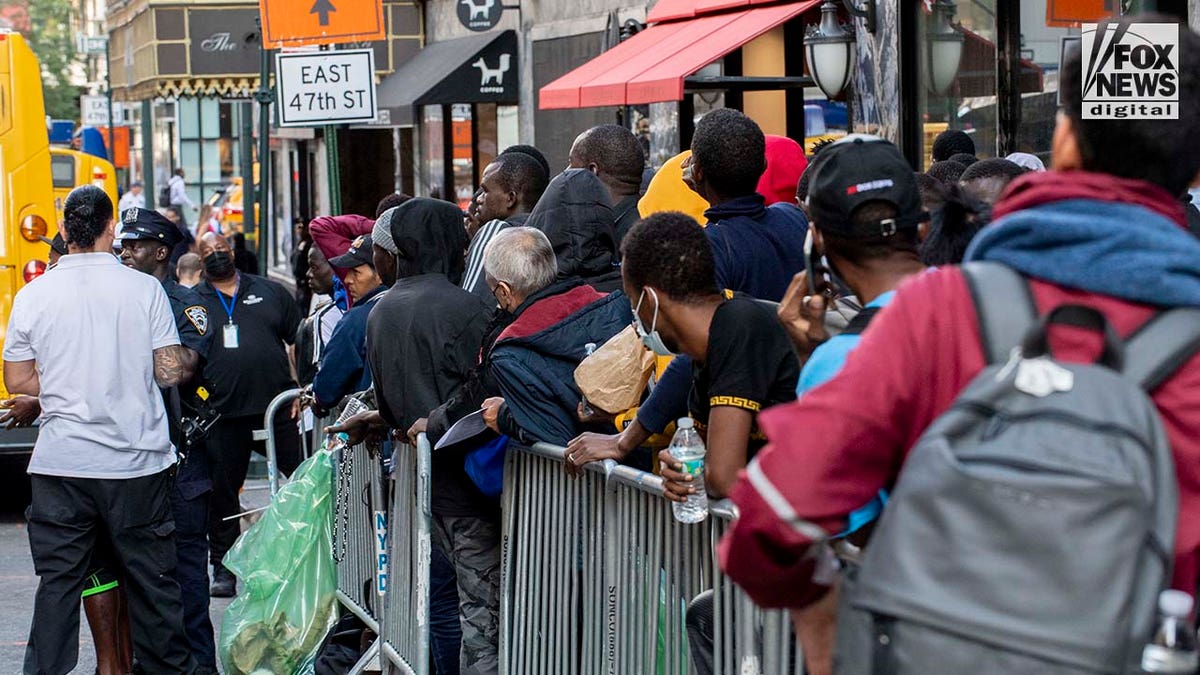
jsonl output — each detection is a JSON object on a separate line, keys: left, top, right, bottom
{"left": 119, "top": 207, "right": 184, "bottom": 248}
{"left": 39, "top": 233, "right": 67, "bottom": 256}
{"left": 330, "top": 234, "right": 375, "bottom": 269}
{"left": 807, "top": 135, "right": 927, "bottom": 239}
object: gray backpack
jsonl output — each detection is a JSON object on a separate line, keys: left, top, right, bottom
{"left": 834, "top": 262, "right": 1200, "bottom": 674}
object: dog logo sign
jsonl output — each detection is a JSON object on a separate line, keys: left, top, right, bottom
{"left": 457, "top": 0, "right": 502, "bottom": 31}
{"left": 473, "top": 53, "right": 512, "bottom": 93}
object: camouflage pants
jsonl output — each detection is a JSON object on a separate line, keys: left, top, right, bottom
{"left": 434, "top": 514, "right": 501, "bottom": 675}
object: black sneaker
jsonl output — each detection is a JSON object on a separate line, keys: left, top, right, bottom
{"left": 210, "top": 566, "right": 236, "bottom": 598}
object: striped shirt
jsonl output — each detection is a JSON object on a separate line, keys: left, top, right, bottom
{"left": 461, "top": 218, "right": 510, "bottom": 301}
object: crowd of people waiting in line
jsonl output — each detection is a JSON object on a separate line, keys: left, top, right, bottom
{"left": 9, "top": 16, "right": 1200, "bottom": 674}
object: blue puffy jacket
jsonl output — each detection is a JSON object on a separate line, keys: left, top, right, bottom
{"left": 490, "top": 279, "right": 633, "bottom": 446}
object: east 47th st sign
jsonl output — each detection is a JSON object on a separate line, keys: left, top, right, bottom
{"left": 259, "top": 0, "right": 385, "bottom": 48}
{"left": 276, "top": 49, "right": 377, "bottom": 126}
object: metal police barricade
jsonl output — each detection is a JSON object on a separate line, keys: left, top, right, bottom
{"left": 710, "top": 501, "right": 802, "bottom": 675}
{"left": 379, "top": 433, "right": 433, "bottom": 675}
{"left": 500, "top": 442, "right": 610, "bottom": 675}
{"left": 322, "top": 398, "right": 386, "bottom": 674}
{"left": 603, "top": 464, "right": 712, "bottom": 675}
{"left": 260, "top": 387, "right": 303, "bottom": 496}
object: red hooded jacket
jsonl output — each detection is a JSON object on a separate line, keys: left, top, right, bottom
{"left": 720, "top": 172, "right": 1200, "bottom": 609}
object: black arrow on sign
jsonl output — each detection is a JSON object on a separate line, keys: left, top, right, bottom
{"left": 310, "top": 0, "right": 336, "bottom": 26}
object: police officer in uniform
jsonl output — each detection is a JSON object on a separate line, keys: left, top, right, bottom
{"left": 118, "top": 208, "right": 220, "bottom": 674}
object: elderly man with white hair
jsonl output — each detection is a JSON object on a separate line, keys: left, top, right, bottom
{"left": 478, "top": 226, "right": 632, "bottom": 447}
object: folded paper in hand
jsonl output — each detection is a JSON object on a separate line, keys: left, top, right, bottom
{"left": 435, "top": 409, "right": 494, "bottom": 451}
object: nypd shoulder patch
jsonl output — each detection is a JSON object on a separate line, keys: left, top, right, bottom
{"left": 184, "top": 305, "right": 209, "bottom": 335}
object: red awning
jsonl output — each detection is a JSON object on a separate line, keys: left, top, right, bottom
{"left": 539, "top": 0, "right": 817, "bottom": 110}
{"left": 647, "top": 0, "right": 789, "bottom": 24}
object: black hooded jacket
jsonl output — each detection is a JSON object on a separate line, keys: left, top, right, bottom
{"left": 526, "top": 168, "right": 623, "bottom": 293}
{"left": 389, "top": 197, "right": 469, "bottom": 284}
{"left": 365, "top": 197, "right": 494, "bottom": 517}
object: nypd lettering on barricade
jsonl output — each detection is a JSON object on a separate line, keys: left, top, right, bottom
{"left": 276, "top": 48, "right": 377, "bottom": 127}
{"left": 1081, "top": 22, "right": 1178, "bottom": 120}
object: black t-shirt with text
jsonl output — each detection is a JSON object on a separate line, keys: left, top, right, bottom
{"left": 196, "top": 273, "right": 300, "bottom": 417}
{"left": 688, "top": 296, "right": 800, "bottom": 457}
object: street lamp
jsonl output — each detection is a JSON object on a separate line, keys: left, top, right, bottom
{"left": 925, "top": 0, "right": 964, "bottom": 96}
{"left": 805, "top": 1, "right": 854, "bottom": 100}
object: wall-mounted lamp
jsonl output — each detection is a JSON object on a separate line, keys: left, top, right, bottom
{"left": 805, "top": 1, "right": 854, "bottom": 100}
{"left": 925, "top": 0, "right": 964, "bottom": 95}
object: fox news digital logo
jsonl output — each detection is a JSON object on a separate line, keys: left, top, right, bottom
{"left": 1081, "top": 22, "right": 1178, "bottom": 119}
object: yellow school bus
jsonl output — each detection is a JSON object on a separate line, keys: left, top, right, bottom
{"left": 50, "top": 147, "right": 118, "bottom": 228}
{"left": 0, "top": 31, "right": 59, "bottom": 452}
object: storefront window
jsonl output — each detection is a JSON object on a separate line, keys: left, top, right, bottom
{"left": 476, "top": 103, "right": 499, "bottom": 185}
{"left": 1016, "top": 1, "right": 1087, "bottom": 165}
{"left": 916, "top": 0, "right": 997, "bottom": 169}
{"left": 451, "top": 104, "right": 475, "bottom": 211}
{"left": 497, "top": 106, "right": 520, "bottom": 155}
{"left": 176, "top": 98, "right": 243, "bottom": 208}
{"left": 421, "top": 105, "right": 445, "bottom": 199}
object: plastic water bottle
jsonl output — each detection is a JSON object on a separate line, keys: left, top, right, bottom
{"left": 1141, "top": 590, "right": 1199, "bottom": 673}
{"left": 580, "top": 342, "right": 598, "bottom": 418}
{"left": 669, "top": 417, "right": 708, "bottom": 523}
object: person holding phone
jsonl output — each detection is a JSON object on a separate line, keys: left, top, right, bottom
{"left": 777, "top": 135, "right": 928, "bottom": 395}
{"left": 769, "top": 135, "right": 927, "bottom": 674}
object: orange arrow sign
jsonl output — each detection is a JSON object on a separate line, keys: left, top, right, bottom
{"left": 260, "top": 0, "right": 385, "bottom": 48}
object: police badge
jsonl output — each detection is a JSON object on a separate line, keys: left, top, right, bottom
{"left": 185, "top": 305, "right": 209, "bottom": 335}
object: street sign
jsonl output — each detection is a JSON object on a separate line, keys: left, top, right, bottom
{"left": 76, "top": 34, "right": 109, "bottom": 56}
{"left": 80, "top": 95, "right": 121, "bottom": 127}
{"left": 276, "top": 49, "right": 377, "bottom": 127}
{"left": 260, "top": 0, "right": 385, "bottom": 48}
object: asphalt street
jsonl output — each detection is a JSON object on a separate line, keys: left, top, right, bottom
{"left": 0, "top": 459, "right": 271, "bottom": 673}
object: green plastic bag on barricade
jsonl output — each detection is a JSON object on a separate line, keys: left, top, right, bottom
{"left": 219, "top": 449, "right": 337, "bottom": 675}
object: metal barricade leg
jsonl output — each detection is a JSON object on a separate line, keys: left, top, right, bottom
{"left": 379, "top": 434, "right": 431, "bottom": 675}
{"left": 259, "top": 388, "right": 302, "bottom": 496}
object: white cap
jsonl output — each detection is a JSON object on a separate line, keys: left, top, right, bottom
{"left": 677, "top": 417, "right": 694, "bottom": 430}
{"left": 1159, "top": 590, "right": 1194, "bottom": 617}
{"left": 1005, "top": 152, "right": 1046, "bottom": 172}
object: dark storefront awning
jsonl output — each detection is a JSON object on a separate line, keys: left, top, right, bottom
{"left": 539, "top": 0, "right": 817, "bottom": 110}
{"left": 378, "top": 30, "right": 518, "bottom": 126}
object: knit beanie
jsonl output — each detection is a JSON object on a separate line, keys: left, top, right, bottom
{"left": 372, "top": 207, "right": 399, "bottom": 254}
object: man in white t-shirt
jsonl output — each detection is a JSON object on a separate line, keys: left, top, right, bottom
{"left": 4, "top": 185, "right": 197, "bottom": 674}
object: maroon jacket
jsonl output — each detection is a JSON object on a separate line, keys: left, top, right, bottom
{"left": 310, "top": 214, "right": 374, "bottom": 283}
{"left": 720, "top": 177, "right": 1200, "bottom": 609}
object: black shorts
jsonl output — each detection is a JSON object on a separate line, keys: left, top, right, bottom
{"left": 81, "top": 537, "right": 121, "bottom": 598}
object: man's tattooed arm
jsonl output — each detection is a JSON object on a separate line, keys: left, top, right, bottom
{"left": 153, "top": 345, "right": 200, "bottom": 387}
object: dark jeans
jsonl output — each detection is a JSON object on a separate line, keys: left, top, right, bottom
{"left": 430, "top": 542, "right": 463, "bottom": 675}
{"left": 686, "top": 590, "right": 797, "bottom": 675}
{"left": 171, "top": 447, "right": 216, "bottom": 669}
{"left": 25, "top": 469, "right": 195, "bottom": 674}
{"left": 206, "top": 414, "right": 300, "bottom": 567}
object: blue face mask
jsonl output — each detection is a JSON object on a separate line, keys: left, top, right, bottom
{"left": 633, "top": 288, "right": 673, "bottom": 357}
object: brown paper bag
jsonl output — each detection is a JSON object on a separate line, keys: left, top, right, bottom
{"left": 574, "top": 325, "right": 656, "bottom": 414}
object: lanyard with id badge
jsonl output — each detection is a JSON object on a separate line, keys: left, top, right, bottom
{"left": 217, "top": 279, "right": 240, "bottom": 349}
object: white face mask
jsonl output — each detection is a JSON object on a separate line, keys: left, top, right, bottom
{"left": 633, "top": 288, "right": 673, "bottom": 356}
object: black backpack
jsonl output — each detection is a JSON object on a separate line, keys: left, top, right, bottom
{"left": 158, "top": 183, "right": 171, "bottom": 207}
